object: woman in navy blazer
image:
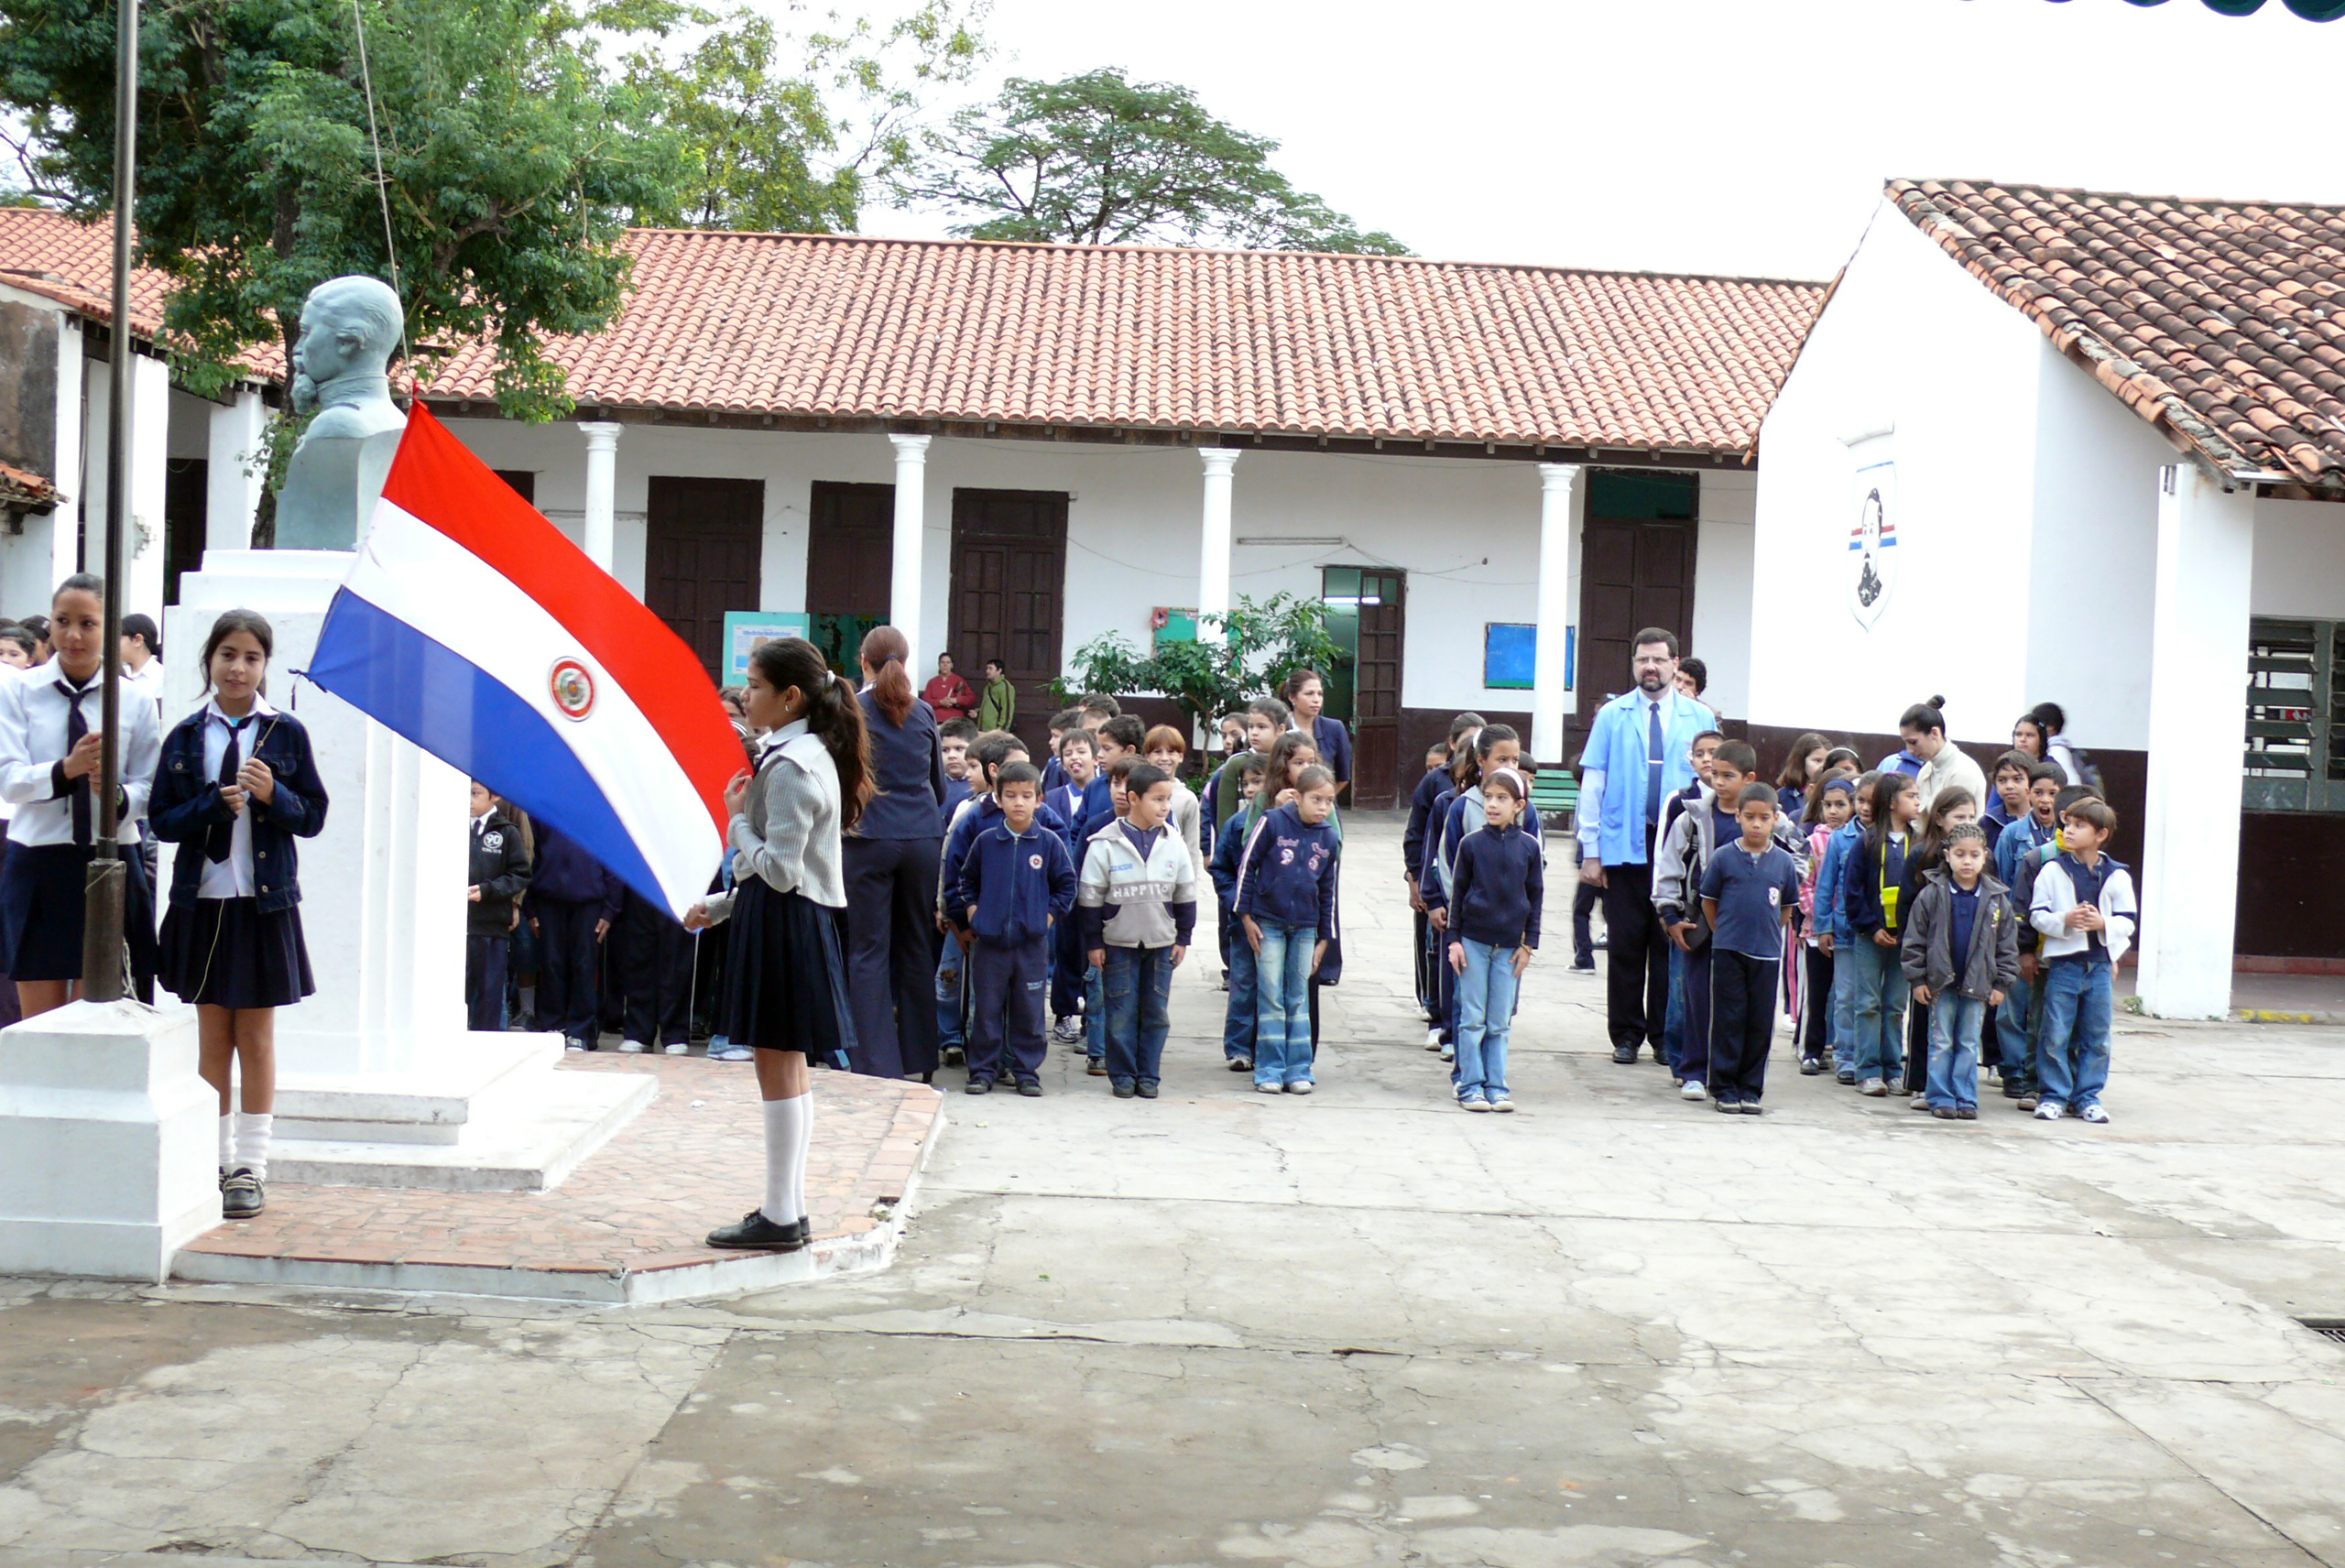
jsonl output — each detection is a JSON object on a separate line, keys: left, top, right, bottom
{"left": 1284, "top": 668, "right": 1354, "bottom": 798}
{"left": 841, "top": 625, "right": 949, "bottom": 1080}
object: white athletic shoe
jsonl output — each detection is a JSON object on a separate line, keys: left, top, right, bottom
{"left": 1424, "top": 1028, "right": 1444, "bottom": 1051}
{"left": 1680, "top": 1079, "right": 1707, "bottom": 1101}
{"left": 1439, "top": 1045, "right": 1456, "bottom": 1062}
{"left": 662, "top": 1041, "right": 691, "bottom": 1055}
{"left": 2034, "top": 1102, "right": 2066, "bottom": 1121}
{"left": 617, "top": 1040, "right": 647, "bottom": 1054}
{"left": 2078, "top": 1103, "right": 2110, "bottom": 1124}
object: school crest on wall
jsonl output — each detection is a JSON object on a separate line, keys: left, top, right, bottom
{"left": 1843, "top": 433, "right": 1898, "bottom": 631}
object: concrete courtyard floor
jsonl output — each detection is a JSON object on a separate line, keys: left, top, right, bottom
{"left": 2, "top": 812, "right": 2343, "bottom": 1568}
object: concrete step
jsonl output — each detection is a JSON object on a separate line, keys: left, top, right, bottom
{"left": 271, "top": 1033, "right": 565, "bottom": 1146}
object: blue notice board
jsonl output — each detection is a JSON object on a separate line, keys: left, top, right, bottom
{"left": 722, "top": 611, "right": 812, "bottom": 681}
{"left": 1481, "top": 624, "right": 1576, "bottom": 692}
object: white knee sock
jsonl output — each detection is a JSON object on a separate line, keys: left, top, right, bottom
{"left": 234, "top": 1111, "right": 274, "bottom": 1181}
{"left": 784, "top": 1093, "right": 812, "bottom": 1224}
{"left": 761, "top": 1095, "right": 805, "bottom": 1225}
{"left": 218, "top": 1114, "right": 234, "bottom": 1168}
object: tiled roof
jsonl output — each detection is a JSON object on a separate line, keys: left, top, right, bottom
{"left": 0, "top": 461, "right": 58, "bottom": 511}
{"left": 423, "top": 231, "right": 1825, "bottom": 457}
{"left": 0, "top": 209, "right": 1823, "bottom": 460}
{"left": 1890, "top": 179, "right": 2345, "bottom": 488}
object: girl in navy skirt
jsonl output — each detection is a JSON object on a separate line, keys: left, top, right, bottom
{"left": 686, "top": 636, "right": 872, "bottom": 1251}
{"left": 0, "top": 574, "right": 163, "bottom": 1017}
{"left": 148, "top": 611, "right": 330, "bottom": 1220}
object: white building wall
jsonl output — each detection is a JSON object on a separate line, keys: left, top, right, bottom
{"left": 1751, "top": 205, "right": 2050, "bottom": 746}
{"left": 2251, "top": 495, "right": 2345, "bottom": 618}
{"left": 436, "top": 419, "right": 1560, "bottom": 716}
{"left": 1692, "top": 471, "right": 1755, "bottom": 720}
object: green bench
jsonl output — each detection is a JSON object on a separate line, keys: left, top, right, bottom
{"left": 1530, "top": 768, "right": 1578, "bottom": 831}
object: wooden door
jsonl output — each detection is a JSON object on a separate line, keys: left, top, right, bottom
{"left": 162, "top": 459, "right": 207, "bottom": 606}
{"left": 1352, "top": 569, "right": 1405, "bottom": 808}
{"left": 646, "top": 475, "right": 763, "bottom": 679}
{"left": 948, "top": 489, "right": 1067, "bottom": 751}
{"left": 1576, "top": 519, "right": 1696, "bottom": 725}
{"left": 806, "top": 481, "right": 895, "bottom": 674}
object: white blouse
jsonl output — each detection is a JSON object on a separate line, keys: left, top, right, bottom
{"left": 0, "top": 661, "right": 160, "bottom": 849}
{"left": 195, "top": 694, "right": 278, "bottom": 899}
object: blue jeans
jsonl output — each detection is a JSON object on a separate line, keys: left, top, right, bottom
{"left": 1223, "top": 940, "right": 1259, "bottom": 1062}
{"left": 1253, "top": 920, "right": 1317, "bottom": 1087}
{"left": 1104, "top": 944, "right": 1173, "bottom": 1086}
{"left": 1455, "top": 938, "right": 1518, "bottom": 1099}
{"left": 1085, "top": 964, "right": 1107, "bottom": 1062}
{"left": 1829, "top": 942, "right": 1859, "bottom": 1072}
{"left": 1926, "top": 991, "right": 1985, "bottom": 1110}
{"left": 1995, "top": 974, "right": 2034, "bottom": 1093}
{"left": 935, "top": 939, "right": 966, "bottom": 1054}
{"left": 1846, "top": 937, "right": 1908, "bottom": 1082}
{"left": 1663, "top": 943, "right": 1688, "bottom": 1071}
{"left": 2036, "top": 956, "right": 2112, "bottom": 1110}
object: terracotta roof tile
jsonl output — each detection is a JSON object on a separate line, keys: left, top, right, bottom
{"left": 1890, "top": 179, "right": 2345, "bottom": 486}
{"left": 0, "top": 461, "right": 57, "bottom": 511}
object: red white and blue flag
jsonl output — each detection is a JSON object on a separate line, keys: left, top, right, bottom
{"left": 306, "top": 407, "right": 740, "bottom": 920}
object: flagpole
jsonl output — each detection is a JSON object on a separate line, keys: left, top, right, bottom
{"left": 80, "top": 0, "right": 139, "bottom": 1003}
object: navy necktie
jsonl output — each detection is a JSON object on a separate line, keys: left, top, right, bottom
{"left": 55, "top": 676, "right": 93, "bottom": 846}
{"left": 206, "top": 714, "right": 252, "bottom": 864}
{"left": 1644, "top": 699, "right": 1665, "bottom": 824}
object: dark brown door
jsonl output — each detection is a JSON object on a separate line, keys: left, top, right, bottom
{"left": 1352, "top": 569, "right": 1405, "bottom": 809}
{"left": 948, "top": 489, "right": 1067, "bottom": 751}
{"left": 646, "top": 476, "right": 763, "bottom": 679}
{"left": 163, "top": 458, "right": 207, "bottom": 606}
{"left": 1576, "top": 519, "right": 1696, "bottom": 725}
{"left": 805, "top": 481, "right": 894, "bottom": 675}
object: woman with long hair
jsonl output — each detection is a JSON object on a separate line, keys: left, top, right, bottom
{"left": 688, "top": 637, "right": 872, "bottom": 1251}
{"left": 839, "top": 625, "right": 948, "bottom": 1080}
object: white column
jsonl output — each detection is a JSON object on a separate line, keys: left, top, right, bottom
{"left": 889, "top": 434, "right": 931, "bottom": 670}
{"left": 577, "top": 420, "right": 622, "bottom": 571}
{"left": 84, "top": 353, "right": 171, "bottom": 622}
{"left": 49, "top": 318, "right": 83, "bottom": 586}
{"left": 1532, "top": 463, "right": 1583, "bottom": 766}
{"left": 1197, "top": 447, "right": 1239, "bottom": 635}
{"left": 2136, "top": 463, "right": 2255, "bottom": 1020}
{"left": 204, "top": 388, "right": 269, "bottom": 554}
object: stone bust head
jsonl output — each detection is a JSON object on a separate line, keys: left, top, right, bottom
{"left": 289, "top": 275, "right": 407, "bottom": 441}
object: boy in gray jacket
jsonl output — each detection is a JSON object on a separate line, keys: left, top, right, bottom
{"left": 1901, "top": 823, "right": 2019, "bottom": 1119}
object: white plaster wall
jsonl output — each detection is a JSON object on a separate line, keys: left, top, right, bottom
{"left": 2251, "top": 495, "right": 2345, "bottom": 618}
{"left": 1692, "top": 471, "right": 1755, "bottom": 720}
{"left": 435, "top": 419, "right": 1564, "bottom": 714}
{"left": 1750, "top": 204, "right": 2050, "bottom": 746}
{"left": 165, "top": 389, "right": 210, "bottom": 460}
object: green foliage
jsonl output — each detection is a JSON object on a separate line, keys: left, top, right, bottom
{"left": 624, "top": 1, "right": 986, "bottom": 234}
{"left": 1056, "top": 593, "right": 1347, "bottom": 735}
{"left": 900, "top": 68, "right": 1407, "bottom": 254}
{"left": 0, "top": 0, "right": 683, "bottom": 423}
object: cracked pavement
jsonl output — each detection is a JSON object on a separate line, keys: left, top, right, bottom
{"left": 1, "top": 814, "right": 2342, "bottom": 1567}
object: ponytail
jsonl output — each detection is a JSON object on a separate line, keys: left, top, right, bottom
{"left": 750, "top": 637, "right": 875, "bottom": 832}
{"left": 860, "top": 624, "right": 914, "bottom": 726}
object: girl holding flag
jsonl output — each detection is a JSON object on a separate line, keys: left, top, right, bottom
{"left": 688, "top": 636, "right": 872, "bottom": 1251}
{"left": 149, "top": 610, "right": 330, "bottom": 1219}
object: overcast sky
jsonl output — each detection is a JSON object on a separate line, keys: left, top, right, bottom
{"left": 860, "top": 0, "right": 2345, "bottom": 281}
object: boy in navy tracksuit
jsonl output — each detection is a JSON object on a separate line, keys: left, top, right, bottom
{"left": 1236, "top": 766, "right": 1342, "bottom": 1094}
{"left": 952, "top": 760, "right": 1076, "bottom": 1094}
{"left": 1209, "top": 755, "right": 1268, "bottom": 1067}
{"left": 1698, "top": 781, "right": 1804, "bottom": 1114}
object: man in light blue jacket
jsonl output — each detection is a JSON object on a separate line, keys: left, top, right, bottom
{"left": 1575, "top": 627, "right": 1716, "bottom": 1064}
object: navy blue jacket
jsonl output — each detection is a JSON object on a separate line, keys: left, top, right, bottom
{"left": 953, "top": 822, "right": 1076, "bottom": 944}
{"left": 1843, "top": 830, "right": 1913, "bottom": 938}
{"left": 856, "top": 691, "right": 947, "bottom": 841}
{"left": 940, "top": 793, "right": 1071, "bottom": 919}
{"left": 148, "top": 708, "right": 330, "bottom": 914}
{"left": 1234, "top": 803, "right": 1340, "bottom": 939}
{"left": 1311, "top": 713, "right": 1353, "bottom": 787}
{"left": 1070, "top": 772, "right": 1114, "bottom": 849}
{"left": 1041, "top": 754, "right": 1065, "bottom": 795}
{"left": 939, "top": 777, "right": 973, "bottom": 835}
{"left": 1208, "top": 799, "right": 1250, "bottom": 903}
{"left": 1446, "top": 822, "right": 1545, "bottom": 951}
{"left": 1402, "top": 763, "right": 1448, "bottom": 883}
{"left": 524, "top": 822, "right": 623, "bottom": 919}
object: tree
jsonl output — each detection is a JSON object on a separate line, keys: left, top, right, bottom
{"left": 900, "top": 69, "right": 1407, "bottom": 254}
{"left": 0, "top": 0, "right": 684, "bottom": 532}
{"left": 624, "top": 1, "right": 986, "bottom": 234}
{"left": 1056, "top": 593, "right": 1347, "bottom": 741}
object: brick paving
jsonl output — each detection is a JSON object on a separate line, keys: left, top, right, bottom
{"left": 177, "top": 1056, "right": 942, "bottom": 1284}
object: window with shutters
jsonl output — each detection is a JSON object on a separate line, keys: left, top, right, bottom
{"left": 2245, "top": 617, "right": 2345, "bottom": 811}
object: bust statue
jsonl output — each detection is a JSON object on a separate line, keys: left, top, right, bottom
{"left": 273, "top": 275, "right": 409, "bottom": 550}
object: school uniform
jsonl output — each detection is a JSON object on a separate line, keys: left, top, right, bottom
{"left": 1652, "top": 788, "right": 1807, "bottom": 1091}
{"left": 1420, "top": 785, "right": 1461, "bottom": 1046}
{"left": 702, "top": 719, "right": 856, "bottom": 1059}
{"left": 1841, "top": 830, "right": 1914, "bottom": 1086}
{"left": 0, "top": 662, "right": 162, "bottom": 988}
{"left": 1901, "top": 866, "right": 2021, "bottom": 1113}
{"left": 1080, "top": 817, "right": 1200, "bottom": 1091}
{"left": 524, "top": 822, "right": 623, "bottom": 1047}
{"left": 1402, "top": 761, "right": 1448, "bottom": 1018}
{"left": 1039, "top": 753, "right": 1065, "bottom": 796}
{"left": 1232, "top": 803, "right": 1336, "bottom": 1090}
{"left": 1426, "top": 786, "right": 1543, "bottom": 1051}
{"left": 1208, "top": 800, "right": 1254, "bottom": 1062}
{"left": 1991, "top": 815, "right": 2056, "bottom": 1094}
{"left": 1303, "top": 713, "right": 1353, "bottom": 789}
{"left": 951, "top": 819, "right": 1076, "bottom": 1086}
{"left": 465, "top": 807, "right": 532, "bottom": 1031}
{"left": 1445, "top": 821, "right": 1543, "bottom": 1105}
{"left": 1698, "top": 839, "right": 1802, "bottom": 1107}
{"left": 1815, "top": 819, "right": 1865, "bottom": 1074}
{"left": 148, "top": 695, "right": 327, "bottom": 1009}
{"left": 1045, "top": 779, "right": 1089, "bottom": 1022}
{"left": 842, "top": 691, "right": 948, "bottom": 1079}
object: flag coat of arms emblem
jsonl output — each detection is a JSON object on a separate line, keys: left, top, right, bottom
{"left": 1848, "top": 458, "right": 1898, "bottom": 631}
{"left": 306, "top": 407, "right": 742, "bottom": 919}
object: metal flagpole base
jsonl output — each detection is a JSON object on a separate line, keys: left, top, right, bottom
{"left": 80, "top": 853, "right": 127, "bottom": 1004}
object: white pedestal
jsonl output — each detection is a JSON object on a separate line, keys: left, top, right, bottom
{"left": 0, "top": 1001, "right": 219, "bottom": 1282}
{"left": 159, "top": 550, "right": 649, "bottom": 1190}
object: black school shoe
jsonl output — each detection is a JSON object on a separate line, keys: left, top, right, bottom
{"left": 1738, "top": 1102, "right": 1764, "bottom": 1116}
{"left": 1136, "top": 1080, "right": 1160, "bottom": 1099}
{"left": 1111, "top": 1078, "right": 1137, "bottom": 1098}
{"left": 1611, "top": 1046, "right": 1638, "bottom": 1064}
{"left": 1712, "top": 1097, "right": 1740, "bottom": 1114}
{"left": 705, "top": 1210, "right": 806, "bottom": 1250}
{"left": 1016, "top": 1078, "right": 1042, "bottom": 1096}
{"left": 965, "top": 1077, "right": 992, "bottom": 1094}
{"left": 222, "top": 1169, "right": 265, "bottom": 1219}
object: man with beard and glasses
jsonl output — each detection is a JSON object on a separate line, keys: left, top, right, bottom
{"left": 1576, "top": 628, "right": 1716, "bottom": 1065}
